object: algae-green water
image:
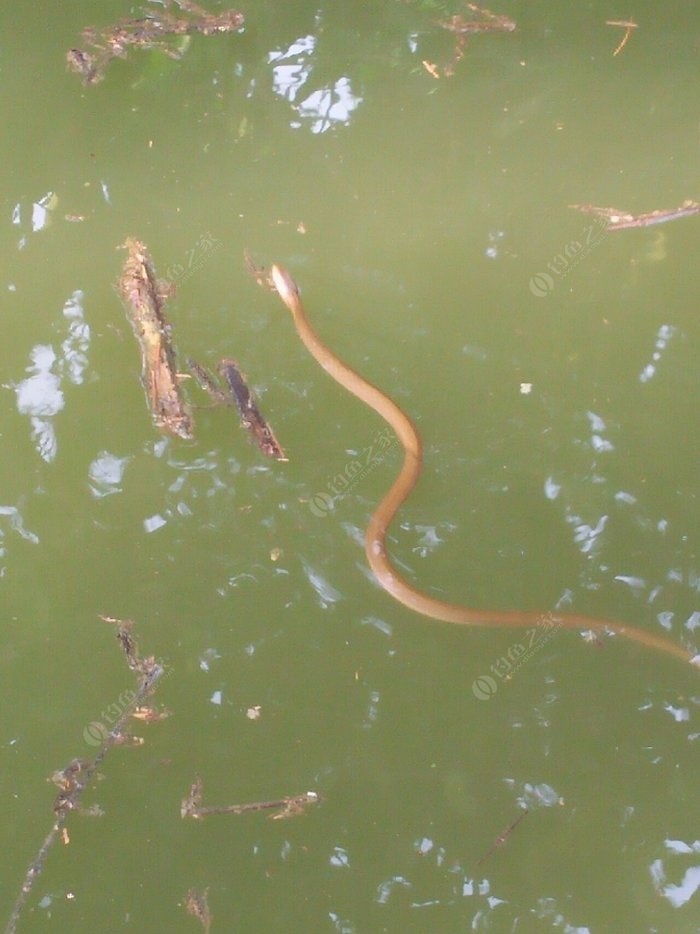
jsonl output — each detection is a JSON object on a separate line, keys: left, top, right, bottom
{"left": 1, "top": 1, "right": 698, "bottom": 931}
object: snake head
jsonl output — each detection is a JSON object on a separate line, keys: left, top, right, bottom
{"left": 270, "top": 265, "right": 300, "bottom": 308}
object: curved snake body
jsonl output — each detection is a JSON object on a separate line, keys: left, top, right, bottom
{"left": 271, "top": 264, "right": 695, "bottom": 668}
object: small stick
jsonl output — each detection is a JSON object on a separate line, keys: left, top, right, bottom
{"left": 476, "top": 808, "right": 528, "bottom": 867}
{"left": 569, "top": 200, "right": 700, "bottom": 231}
{"left": 606, "top": 19, "right": 638, "bottom": 57}
{"left": 181, "top": 777, "right": 320, "bottom": 821}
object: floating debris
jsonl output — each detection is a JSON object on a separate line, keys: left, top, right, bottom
{"left": 424, "top": 3, "right": 516, "bottom": 78}
{"left": 218, "top": 359, "right": 287, "bottom": 461}
{"left": 5, "top": 618, "right": 167, "bottom": 934}
{"left": 606, "top": 19, "right": 638, "bottom": 57}
{"left": 185, "top": 887, "right": 212, "bottom": 933}
{"left": 67, "top": 0, "right": 244, "bottom": 85}
{"left": 569, "top": 200, "right": 700, "bottom": 231}
{"left": 181, "top": 777, "right": 321, "bottom": 820}
{"left": 188, "top": 356, "right": 288, "bottom": 461}
{"left": 117, "top": 237, "right": 193, "bottom": 440}
{"left": 476, "top": 808, "right": 529, "bottom": 867}
{"left": 243, "top": 247, "right": 273, "bottom": 291}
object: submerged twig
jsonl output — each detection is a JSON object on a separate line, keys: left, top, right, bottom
{"left": 117, "top": 237, "right": 194, "bottom": 440}
{"left": 569, "top": 200, "right": 700, "bottom": 231}
{"left": 425, "top": 2, "right": 516, "bottom": 78}
{"left": 5, "top": 618, "right": 166, "bottom": 934}
{"left": 181, "top": 777, "right": 320, "bottom": 821}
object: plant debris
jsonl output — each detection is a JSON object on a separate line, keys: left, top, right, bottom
{"left": 117, "top": 237, "right": 194, "bottom": 440}
{"left": 569, "top": 200, "right": 700, "bottom": 231}
{"left": 185, "top": 887, "right": 212, "bottom": 933}
{"left": 424, "top": 2, "right": 516, "bottom": 78}
{"left": 67, "top": 0, "right": 244, "bottom": 85}
{"left": 188, "top": 357, "right": 288, "bottom": 461}
{"left": 5, "top": 618, "right": 167, "bottom": 934}
{"left": 606, "top": 19, "right": 638, "bottom": 57}
{"left": 181, "top": 777, "right": 321, "bottom": 820}
{"left": 476, "top": 808, "right": 529, "bottom": 867}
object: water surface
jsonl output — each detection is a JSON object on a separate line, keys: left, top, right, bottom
{"left": 1, "top": 1, "right": 698, "bottom": 931}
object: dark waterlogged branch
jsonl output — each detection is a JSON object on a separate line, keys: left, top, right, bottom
{"left": 67, "top": 0, "right": 244, "bottom": 85}
{"left": 188, "top": 357, "right": 288, "bottom": 462}
{"left": 218, "top": 359, "right": 288, "bottom": 462}
{"left": 181, "top": 777, "right": 320, "bottom": 821}
{"left": 5, "top": 618, "right": 166, "bottom": 934}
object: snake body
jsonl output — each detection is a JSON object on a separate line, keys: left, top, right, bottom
{"left": 271, "top": 264, "right": 695, "bottom": 667}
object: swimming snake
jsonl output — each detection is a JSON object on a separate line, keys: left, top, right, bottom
{"left": 270, "top": 264, "right": 696, "bottom": 668}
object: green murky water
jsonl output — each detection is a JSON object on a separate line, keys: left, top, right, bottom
{"left": 1, "top": 1, "right": 698, "bottom": 931}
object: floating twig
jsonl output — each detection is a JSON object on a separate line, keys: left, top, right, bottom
{"left": 569, "top": 200, "right": 700, "bottom": 231}
{"left": 181, "top": 777, "right": 321, "bottom": 821}
{"left": 476, "top": 808, "right": 528, "bottom": 867}
{"left": 117, "top": 237, "right": 194, "bottom": 440}
{"left": 67, "top": 0, "right": 244, "bottom": 85}
{"left": 5, "top": 618, "right": 166, "bottom": 934}
{"left": 606, "top": 19, "right": 638, "bottom": 57}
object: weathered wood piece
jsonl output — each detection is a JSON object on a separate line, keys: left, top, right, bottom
{"left": 117, "top": 238, "right": 194, "bottom": 440}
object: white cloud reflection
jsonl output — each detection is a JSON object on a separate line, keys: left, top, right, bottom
{"left": 15, "top": 344, "right": 64, "bottom": 463}
{"left": 14, "top": 291, "right": 90, "bottom": 462}
{"left": 269, "top": 34, "right": 362, "bottom": 134}
{"left": 88, "top": 451, "right": 130, "bottom": 498}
